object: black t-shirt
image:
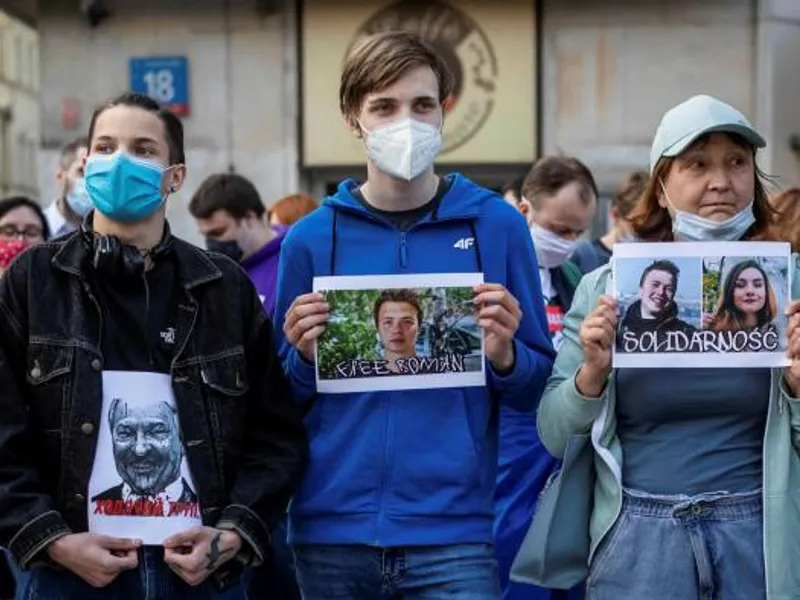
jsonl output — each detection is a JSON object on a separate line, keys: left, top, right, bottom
{"left": 91, "top": 254, "right": 180, "bottom": 372}
{"left": 351, "top": 176, "right": 453, "bottom": 231}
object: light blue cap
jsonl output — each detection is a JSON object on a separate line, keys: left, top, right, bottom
{"left": 649, "top": 94, "right": 766, "bottom": 172}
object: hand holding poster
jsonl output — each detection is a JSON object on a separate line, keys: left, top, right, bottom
{"left": 612, "top": 241, "right": 791, "bottom": 368}
{"left": 88, "top": 372, "right": 202, "bottom": 544}
{"left": 314, "top": 273, "right": 486, "bottom": 393}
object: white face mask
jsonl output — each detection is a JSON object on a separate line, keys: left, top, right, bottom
{"left": 660, "top": 180, "right": 755, "bottom": 242}
{"left": 530, "top": 222, "right": 578, "bottom": 269}
{"left": 360, "top": 117, "right": 442, "bottom": 181}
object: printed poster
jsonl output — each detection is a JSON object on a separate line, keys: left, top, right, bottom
{"left": 613, "top": 241, "right": 792, "bottom": 368}
{"left": 88, "top": 371, "right": 202, "bottom": 544}
{"left": 314, "top": 273, "right": 486, "bottom": 393}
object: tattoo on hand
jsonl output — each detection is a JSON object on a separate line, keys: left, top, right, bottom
{"left": 205, "top": 532, "right": 223, "bottom": 571}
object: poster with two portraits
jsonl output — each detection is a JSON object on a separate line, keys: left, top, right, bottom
{"left": 613, "top": 241, "right": 792, "bottom": 368}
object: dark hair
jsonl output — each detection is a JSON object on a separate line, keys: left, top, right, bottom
{"left": 521, "top": 156, "right": 599, "bottom": 208}
{"left": 189, "top": 173, "right": 265, "bottom": 220}
{"left": 0, "top": 196, "right": 50, "bottom": 240}
{"left": 340, "top": 32, "right": 454, "bottom": 120}
{"left": 502, "top": 178, "right": 524, "bottom": 203}
{"left": 770, "top": 187, "right": 800, "bottom": 252}
{"left": 628, "top": 133, "right": 774, "bottom": 242}
{"left": 88, "top": 92, "right": 185, "bottom": 165}
{"left": 612, "top": 171, "right": 649, "bottom": 219}
{"left": 639, "top": 259, "right": 679, "bottom": 288}
{"left": 59, "top": 136, "right": 89, "bottom": 170}
{"left": 269, "top": 194, "right": 318, "bottom": 226}
{"left": 373, "top": 289, "right": 424, "bottom": 327}
{"left": 713, "top": 259, "right": 777, "bottom": 331}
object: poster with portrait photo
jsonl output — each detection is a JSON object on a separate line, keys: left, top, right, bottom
{"left": 88, "top": 371, "right": 202, "bottom": 545}
{"left": 613, "top": 241, "right": 791, "bottom": 368}
{"left": 314, "top": 273, "right": 486, "bottom": 393}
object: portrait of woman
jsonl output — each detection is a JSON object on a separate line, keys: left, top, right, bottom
{"left": 709, "top": 259, "right": 778, "bottom": 333}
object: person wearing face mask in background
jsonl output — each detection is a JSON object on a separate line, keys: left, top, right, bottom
{"left": 510, "top": 156, "right": 598, "bottom": 351}
{"left": 0, "top": 92, "right": 307, "bottom": 600}
{"left": 571, "top": 171, "right": 649, "bottom": 275}
{"left": 44, "top": 137, "right": 91, "bottom": 239}
{"left": 273, "top": 31, "right": 555, "bottom": 600}
{"left": 494, "top": 155, "right": 596, "bottom": 600}
{"left": 189, "top": 173, "right": 288, "bottom": 317}
{"left": 532, "top": 94, "right": 800, "bottom": 599}
{"left": 0, "top": 196, "right": 49, "bottom": 277}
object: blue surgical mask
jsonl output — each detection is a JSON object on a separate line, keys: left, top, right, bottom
{"left": 85, "top": 152, "right": 170, "bottom": 223}
{"left": 65, "top": 177, "right": 93, "bottom": 218}
{"left": 660, "top": 180, "right": 755, "bottom": 242}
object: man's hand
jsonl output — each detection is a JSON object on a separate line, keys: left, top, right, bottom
{"left": 474, "top": 283, "right": 523, "bottom": 373}
{"left": 163, "top": 527, "right": 242, "bottom": 587}
{"left": 46, "top": 533, "right": 141, "bottom": 588}
{"left": 283, "top": 293, "right": 330, "bottom": 363}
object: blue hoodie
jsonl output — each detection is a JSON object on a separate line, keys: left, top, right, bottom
{"left": 273, "top": 174, "right": 555, "bottom": 547}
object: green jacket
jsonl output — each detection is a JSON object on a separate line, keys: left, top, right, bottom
{"left": 537, "top": 260, "right": 800, "bottom": 600}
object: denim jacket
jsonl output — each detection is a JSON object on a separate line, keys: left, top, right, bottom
{"left": 0, "top": 230, "right": 308, "bottom": 576}
{"left": 537, "top": 260, "right": 800, "bottom": 600}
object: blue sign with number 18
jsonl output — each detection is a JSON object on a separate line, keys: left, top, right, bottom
{"left": 129, "top": 56, "right": 190, "bottom": 117}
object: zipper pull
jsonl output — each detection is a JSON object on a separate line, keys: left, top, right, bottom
{"left": 400, "top": 233, "right": 408, "bottom": 268}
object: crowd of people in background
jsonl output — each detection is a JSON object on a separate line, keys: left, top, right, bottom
{"left": 1, "top": 28, "right": 800, "bottom": 600}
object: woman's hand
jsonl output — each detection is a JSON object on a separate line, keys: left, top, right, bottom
{"left": 576, "top": 295, "right": 618, "bottom": 398}
{"left": 783, "top": 300, "right": 800, "bottom": 396}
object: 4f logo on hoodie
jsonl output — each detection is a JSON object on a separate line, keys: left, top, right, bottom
{"left": 453, "top": 237, "right": 475, "bottom": 250}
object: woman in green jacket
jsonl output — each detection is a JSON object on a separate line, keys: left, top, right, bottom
{"left": 537, "top": 93, "right": 800, "bottom": 600}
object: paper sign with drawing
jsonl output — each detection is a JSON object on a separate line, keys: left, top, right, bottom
{"left": 88, "top": 371, "right": 202, "bottom": 544}
{"left": 314, "top": 273, "right": 486, "bottom": 393}
{"left": 612, "top": 241, "right": 792, "bottom": 368}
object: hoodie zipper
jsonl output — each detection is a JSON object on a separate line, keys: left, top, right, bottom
{"left": 399, "top": 233, "right": 408, "bottom": 268}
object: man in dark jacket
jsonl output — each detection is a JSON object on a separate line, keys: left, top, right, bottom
{"left": 0, "top": 92, "right": 307, "bottom": 600}
{"left": 500, "top": 155, "right": 598, "bottom": 600}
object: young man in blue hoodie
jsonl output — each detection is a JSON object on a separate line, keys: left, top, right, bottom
{"left": 273, "top": 31, "right": 555, "bottom": 599}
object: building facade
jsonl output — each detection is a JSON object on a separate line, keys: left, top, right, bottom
{"left": 0, "top": 2, "right": 39, "bottom": 199}
{"left": 37, "top": 0, "right": 800, "bottom": 244}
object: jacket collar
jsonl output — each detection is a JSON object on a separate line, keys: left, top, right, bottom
{"left": 324, "top": 173, "right": 495, "bottom": 222}
{"left": 52, "top": 224, "right": 222, "bottom": 290}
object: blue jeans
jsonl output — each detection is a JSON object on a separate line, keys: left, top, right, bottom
{"left": 19, "top": 547, "right": 246, "bottom": 600}
{"left": 586, "top": 488, "right": 764, "bottom": 600}
{"left": 293, "top": 544, "right": 501, "bottom": 599}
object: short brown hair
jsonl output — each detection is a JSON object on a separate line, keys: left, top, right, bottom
{"left": 339, "top": 32, "right": 454, "bottom": 120}
{"left": 59, "top": 137, "right": 89, "bottom": 170}
{"left": 770, "top": 187, "right": 800, "bottom": 252}
{"left": 270, "top": 194, "right": 318, "bottom": 227}
{"left": 612, "top": 171, "right": 649, "bottom": 219}
{"left": 628, "top": 133, "right": 774, "bottom": 241}
{"left": 521, "top": 156, "right": 598, "bottom": 208}
{"left": 189, "top": 173, "right": 265, "bottom": 220}
{"left": 373, "top": 289, "right": 424, "bottom": 327}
